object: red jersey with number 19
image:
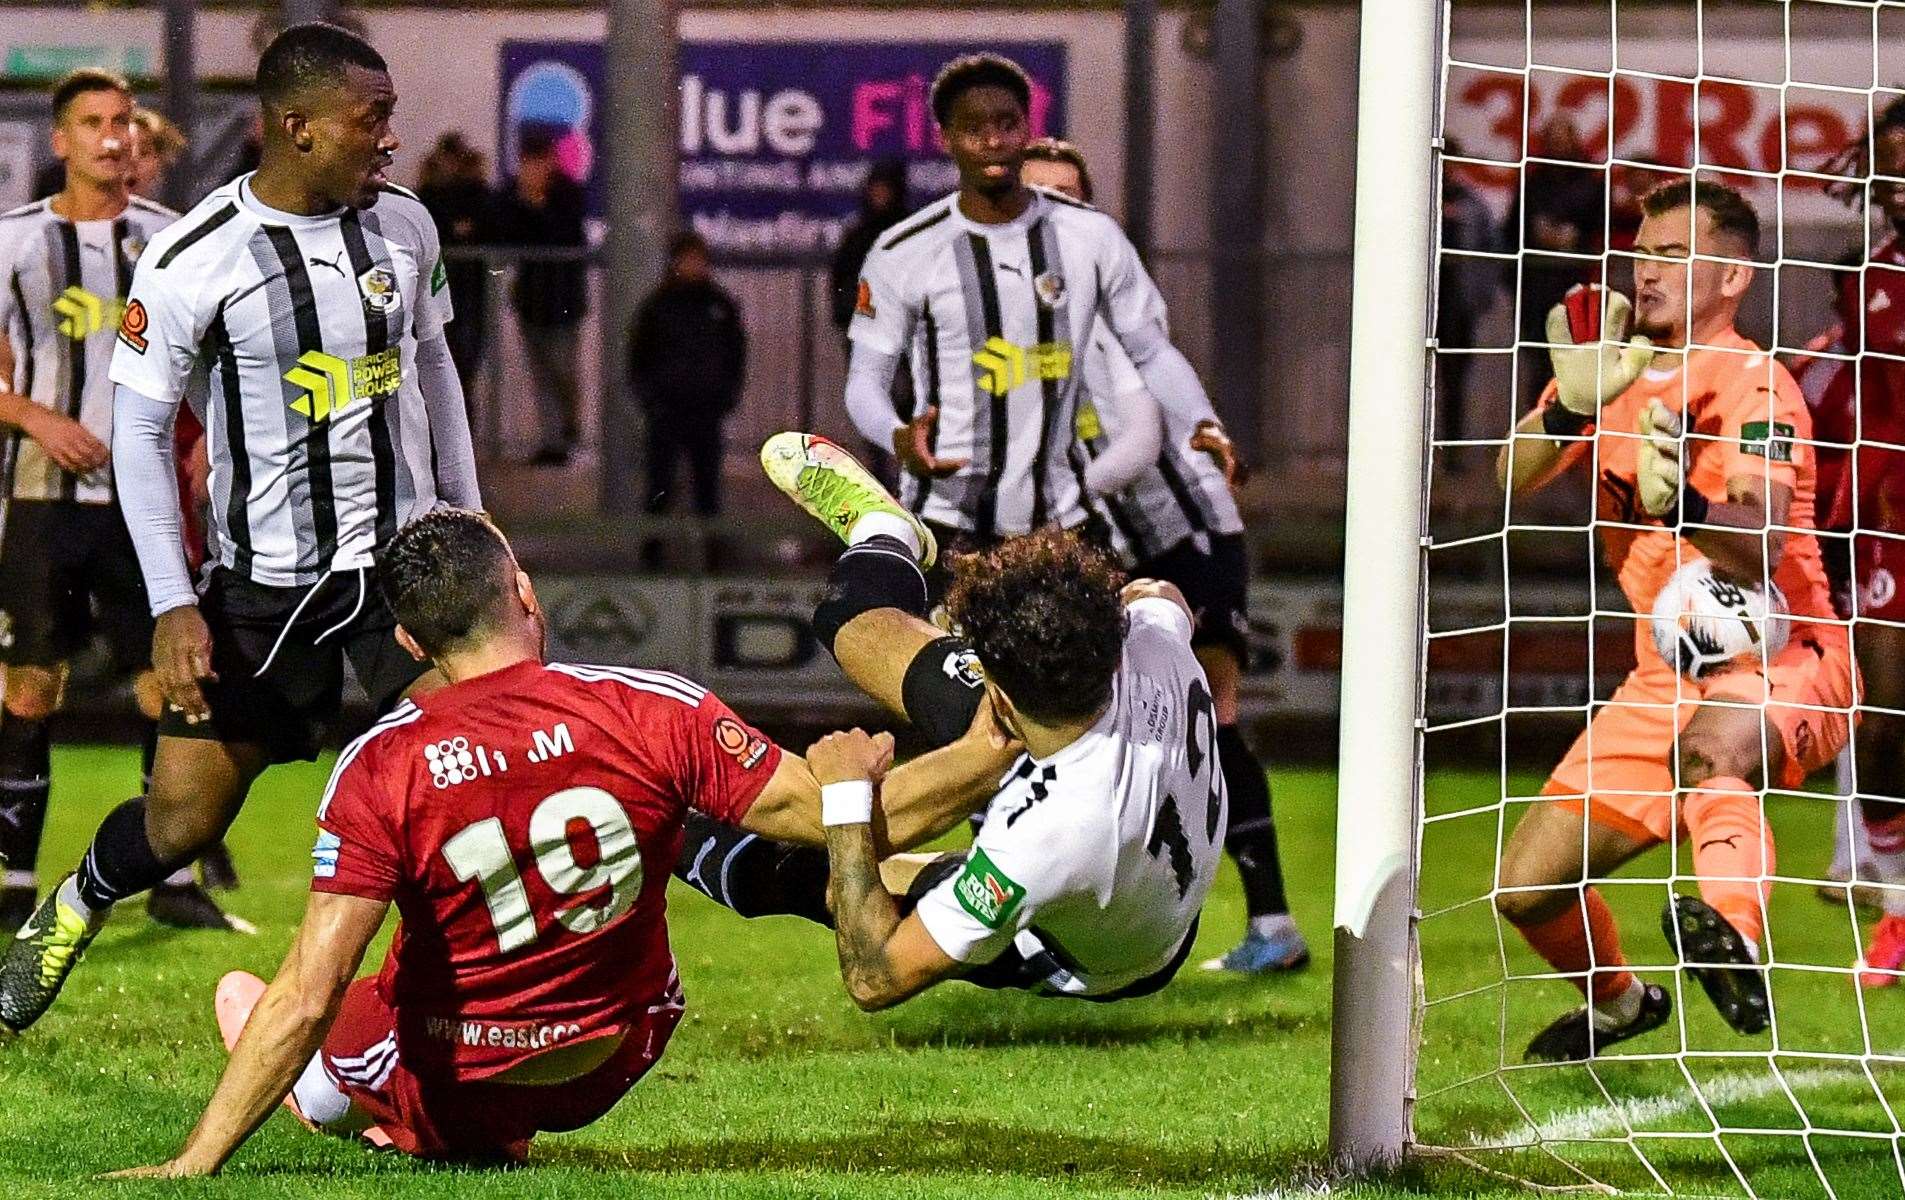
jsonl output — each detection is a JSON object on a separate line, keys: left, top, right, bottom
{"left": 311, "top": 659, "right": 781, "bottom": 1081}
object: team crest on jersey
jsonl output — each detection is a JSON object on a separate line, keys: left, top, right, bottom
{"left": 1033, "top": 271, "right": 1067, "bottom": 309}
{"left": 116, "top": 298, "right": 149, "bottom": 353}
{"left": 358, "top": 265, "right": 401, "bottom": 315}
{"left": 941, "top": 647, "right": 985, "bottom": 690}
{"left": 713, "top": 717, "right": 770, "bottom": 770}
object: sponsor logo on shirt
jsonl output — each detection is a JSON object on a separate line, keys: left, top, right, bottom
{"left": 972, "top": 336, "right": 1072, "bottom": 396}
{"left": 424, "top": 736, "right": 508, "bottom": 787}
{"left": 854, "top": 277, "right": 875, "bottom": 319}
{"left": 311, "top": 829, "right": 341, "bottom": 879}
{"left": 952, "top": 847, "right": 1025, "bottom": 930}
{"left": 1074, "top": 400, "right": 1103, "bottom": 442}
{"left": 430, "top": 258, "right": 448, "bottom": 296}
{"left": 1739, "top": 420, "right": 1796, "bottom": 463}
{"left": 357, "top": 265, "right": 402, "bottom": 315}
{"left": 422, "top": 1015, "right": 586, "bottom": 1050}
{"left": 53, "top": 285, "right": 123, "bottom": 340}
{"left": 713, "top": 716, "right": 769, "bottom": 770}
{"left": 941, "top": 647, "right": 985, "bottom": 690}
{"left": 285, "top": 347, "right": 403, "bottom": 422}
{"left": 117, "top": 298, "right": 149, "bottom": 353}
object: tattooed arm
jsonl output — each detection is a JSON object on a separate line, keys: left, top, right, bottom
{"left": 809, "top": 729, "right": 963, "bottom": 1011}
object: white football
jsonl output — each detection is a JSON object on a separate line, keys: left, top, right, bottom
{"left": 1650, "top": 560, "right": 1789, "bottom": 681}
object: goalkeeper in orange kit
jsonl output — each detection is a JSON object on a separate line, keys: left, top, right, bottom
{"left": 1493, "top": 180, "right": 1856, "bottom": 1062}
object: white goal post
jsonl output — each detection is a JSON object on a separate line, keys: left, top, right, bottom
{"left": 1328, "top": 0, "right": 1440, "bottom": 1172}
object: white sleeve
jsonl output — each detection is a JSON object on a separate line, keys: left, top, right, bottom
{"left": 415, "top": 335, "right": 481, "bottom": 508}
{"left": 845, "top": 242, "right": 916, "bottom": 358}
{"left": 913, "top": 826, "right": 1070, "bottom": 966}
{"left": 111, "top": 383, "right": 196, "bottom": 616}
{"left": 1097, "top": 225, "right": 1220, "bottom": 428}
{"left": 844, "top": 345, "right": 905, "bottom": 446}
{"left": 109, "top": 255, "right": 207, "bottom": 406}
{"left": 1083, "top": 337, "right": 1163, "bottom": 496}
{"left": 412, "top": 208, "right": 454, "bottom": 342}
{"left": 1126, "top": 595, "right": 1195, "bottom": 644}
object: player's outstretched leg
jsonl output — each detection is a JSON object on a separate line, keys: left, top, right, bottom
{"left": 135, "top": 725, "right": 249, "bottom": 932}
{"left": 671, "top": 811, "right": 833, "bottom": 925}
{"left": 0, "top": 737, "right": 263, "bottom": 1035}
{"left": 763, "top": 433, "right": 984, "bottom": 747}
{"left": 1498, "top": 799, "right": 1669, "bottom": 1061}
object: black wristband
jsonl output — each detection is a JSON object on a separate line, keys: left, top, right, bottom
{"left": 1541, "top": 403, "right": 1594, "bottom": 438}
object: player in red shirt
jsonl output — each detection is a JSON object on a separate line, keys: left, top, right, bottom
{"left": 107, "top": 509, "right": 1008, "bottom": 1175}
{"left": 1805, "top": 96, "right": 1905, "bottom": 983}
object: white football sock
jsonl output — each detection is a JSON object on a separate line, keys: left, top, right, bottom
{"left": 848, "top": 511, "right": 922, "bottom": 558}
{"left": 56, "top": 874, "right": 98, "bottom": 923}
{"left": 1591, "top": 976, "right": 1645, "bottom": 1029}
{"left": 1248, "top": 913, "right": 1298, "bottom": 941}
{"left": 292, "top": 1054, "right": 354, "bottom": 1128}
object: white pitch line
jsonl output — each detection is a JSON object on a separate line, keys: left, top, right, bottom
{"left": 1473, "top": 1064, "right": 1874, "bottom": 1147}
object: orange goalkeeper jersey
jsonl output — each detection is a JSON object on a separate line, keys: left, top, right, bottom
{"left": 1535, "top": 326, "right": 1836, "bottom": 637}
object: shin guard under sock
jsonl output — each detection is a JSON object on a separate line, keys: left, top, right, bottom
{"left": 75, "top": 798, "right": 177, "bottom": 913}
{"left": 1218, "top": 724, "right": 1288, "bottom": 917}
{"left": 673, "top": 812, "right": 834, "bottom": 926}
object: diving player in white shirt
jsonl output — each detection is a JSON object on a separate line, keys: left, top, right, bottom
{"left": 1018, "top": 139, "right": 1307, "bottom": 975}
{"left": 670, "top": 431, "right": 1220, "bottom": 1006}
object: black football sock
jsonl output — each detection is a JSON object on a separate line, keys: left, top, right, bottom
{"left": 0, "top": 715, "right": 50, "bottom": 889}
{"left": 74, "top": 798, "right": 177, "bottom": 915}
{"left": 673, "top": 812, "right": 833, "bottom": 926}
{"left": 1219, "top": 724, "right": 1289, "bottom": 918}
{"left": 139, "top": 722, "right": 157, "bottom": 793}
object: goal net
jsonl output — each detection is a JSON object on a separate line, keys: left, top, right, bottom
{"left": 1396, "top": 1, "right": 1905, "bottom": 1195}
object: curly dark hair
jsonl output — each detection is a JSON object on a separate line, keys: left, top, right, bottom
{"left": 376, "top": 508, "right": 517, "bottom": 657}
{"left": 945, "top": 528, "right": 1128, "bottom": 724}
{"left": 930, "top": 53, "right": 1032, "bottom": 128}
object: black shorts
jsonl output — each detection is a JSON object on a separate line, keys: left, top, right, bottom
{"left": 0, "top": 500, "right": 152, "bottom": 672}
{"left": 902, "top": 853, "right": 1196, "bottom": 1001}
{"left": 1134, "top": 532, "right": 1250, "bottom": 664}
{"left": 158, "top": 566, "right": 429, "bottom": 764}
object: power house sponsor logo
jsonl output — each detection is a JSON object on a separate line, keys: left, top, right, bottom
{"left": 285, "top": 346, "right": 403, "bottom": 422}
{"left": 972, "top": 336, "right": 1071, "bottom": 396}
{"left": 953, "top": 847, "right": 1025, "bottom": 930}
{"left": 53, "top": 285, "right": 124, "bottom": 339}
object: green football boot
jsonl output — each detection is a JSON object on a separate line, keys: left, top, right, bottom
{"left": 760, "top": 432, "right": 937, "bottom": 568}
{"left": 0, "top": 877, "right": 104, "bottom": 1038}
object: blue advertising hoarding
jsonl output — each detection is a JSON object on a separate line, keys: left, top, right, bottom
{"left": 499, "top": 40, "right": 1068, "bottom": 261}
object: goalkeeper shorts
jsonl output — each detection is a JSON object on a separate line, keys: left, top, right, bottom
{"left": 1541, "top": 625, "right": 1856, "bottom": 845}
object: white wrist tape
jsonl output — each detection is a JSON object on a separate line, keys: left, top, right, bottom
{"left": 821, "top": 780, "right": 875, "bottom": 826}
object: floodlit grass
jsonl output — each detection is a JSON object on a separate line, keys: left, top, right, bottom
{"left": 0, "top": 748, "right": 1898, "bottom": 1197}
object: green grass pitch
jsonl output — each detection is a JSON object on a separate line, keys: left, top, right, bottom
{"left": 0, "top": 747, "right": 1901, "bottom": 1198}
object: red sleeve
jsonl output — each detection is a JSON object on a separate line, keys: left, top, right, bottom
{"left": 311, "top": 745, "right": 404, "bottom": 902}
{"left": 666, "top": 690, "right": 783, "bottom": 825}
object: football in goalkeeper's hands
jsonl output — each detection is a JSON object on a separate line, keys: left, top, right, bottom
{"left": 1650, "top": 560, "right": 1789, "bottom": 681}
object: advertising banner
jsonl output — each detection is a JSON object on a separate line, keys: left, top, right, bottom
{"left": 499, "top": 39, "right": 1067, "bottom": 259}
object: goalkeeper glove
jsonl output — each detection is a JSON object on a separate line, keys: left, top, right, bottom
{"left": 1546, "top": 283, "right": 1655, "bottom": 421}
{"left": 1636, "top": 399, "right": 1684, "bottom": 518}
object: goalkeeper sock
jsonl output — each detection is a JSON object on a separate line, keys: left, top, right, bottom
{"left": 1517, "top": 887, "right": 1634, "bottom": 1005}
{"left": 1684, "top": 777, "right": 1773, "bottom": 944}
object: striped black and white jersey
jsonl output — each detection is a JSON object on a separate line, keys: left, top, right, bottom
{"left": 110, "top": 175, "right": 452, "bottom": 587}
{"left": 912, "top": 598, "right": 1225, "bottom": 997}
{"left": 0, "top": 195, "right": 176, "bottom": 504}
{"left": 851, "top": 187, "right": 1174, "bottom": 538}
{"left": 1075, "top": 319, "right": 1243, "bottom": 562}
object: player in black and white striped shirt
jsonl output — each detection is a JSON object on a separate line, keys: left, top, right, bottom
{"left": 0, "top": 70, "right": 193, "bottom": 933}
{"left": 1019, "top": 139, "right": 1308, "bottom": 977}
{"left": 0, "top": 24, "right": 481, "bottom": 1038}
{"left": 842, "top": 54, "right": 1237, "bottom": 571}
